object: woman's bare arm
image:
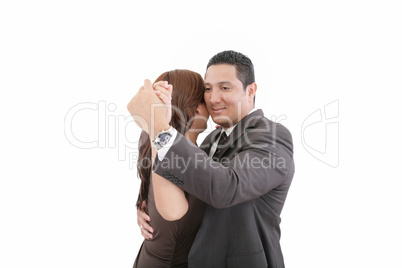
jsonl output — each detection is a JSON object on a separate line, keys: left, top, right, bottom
{"left": 151, "top": 147, "right": 189, "bottom": 221}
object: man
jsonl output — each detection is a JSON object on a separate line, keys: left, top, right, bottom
{"left": 128, "top": 51, "right": 295, "bottom": 267}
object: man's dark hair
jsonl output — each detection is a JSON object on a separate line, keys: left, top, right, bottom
{"left": 206, "top": 50, "right": 255, "bottom": 89}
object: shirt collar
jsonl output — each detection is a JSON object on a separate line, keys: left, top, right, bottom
{"left": 222, "top": 107, "right": 258, "bottom": 136}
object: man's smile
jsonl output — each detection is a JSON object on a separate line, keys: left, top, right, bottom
{"left": 210, "top": 107, "right": 226, "bottom": 114}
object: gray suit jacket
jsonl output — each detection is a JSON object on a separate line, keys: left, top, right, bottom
{"left": 153, "top": 109, "right": 295, "bottom": 268}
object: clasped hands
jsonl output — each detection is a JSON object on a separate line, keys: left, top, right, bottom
{"left": 127, "top": 80, "right": 173, "bottom": 140}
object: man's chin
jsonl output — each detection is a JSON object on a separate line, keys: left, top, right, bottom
{"left": 211, "top": 118, "right": 230, "bottom": 129}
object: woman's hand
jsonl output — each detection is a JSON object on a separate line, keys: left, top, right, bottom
{"left": 137, "top": 201, "right": 154, "bottom": 240}
{"left": 153, "top": 81, "right": 173, "bottom": 124}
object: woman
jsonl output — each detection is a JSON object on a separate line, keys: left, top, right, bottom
{"left": 133, "top": 69, "right": 209, "bottom": 267}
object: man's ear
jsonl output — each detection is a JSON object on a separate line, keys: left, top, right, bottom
{"left": 247, "top": 82, "right": 257, "bottom": 101}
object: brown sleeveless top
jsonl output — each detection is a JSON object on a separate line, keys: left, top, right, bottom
{"left": 133, "top": 175, "right": 205, "bottom": 268}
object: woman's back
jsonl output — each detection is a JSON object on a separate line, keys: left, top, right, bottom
{"left": 133, "top": 174, "right": 204, "bottom": 268}
{"left": 133, "top": 69, "right": 207, "bottom": 267}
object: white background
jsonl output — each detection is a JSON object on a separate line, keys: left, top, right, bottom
{"left": 1, "top": 0, "right": 401, "bottom": 267}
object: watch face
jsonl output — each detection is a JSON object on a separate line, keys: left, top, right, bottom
{"left": 160, "top": 133, "right": 168, "bottom": 143}
{"left": 160, "top": 133, "right": 171, "bottom": 143}
{"left": 153, "top": 129, "right": 173, "bottom": 149}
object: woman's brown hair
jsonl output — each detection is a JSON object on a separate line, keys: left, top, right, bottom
{"left": 136, "top": 69, "right": 205, "bottom": 209}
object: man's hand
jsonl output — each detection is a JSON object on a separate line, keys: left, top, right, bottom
{"left": 137, "top": 201, "right": 154, "bottom": 240}
{"left": 127, "top": 79, "right": 171, "bottom": 140}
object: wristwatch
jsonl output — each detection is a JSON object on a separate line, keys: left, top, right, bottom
{"left": 152, "top": 126, "right": 174, "bottom": 150}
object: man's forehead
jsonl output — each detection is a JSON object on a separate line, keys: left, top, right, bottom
{"left": 205, "top": 65, "right": 240, "bottom": 84}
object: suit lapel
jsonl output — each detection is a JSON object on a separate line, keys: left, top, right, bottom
{"left": 213, "top": 109, "right": 264, "bottom": 159}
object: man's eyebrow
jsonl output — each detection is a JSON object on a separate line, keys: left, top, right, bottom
{"left": 204, "top": 81, "right": 233, "bottom": 86}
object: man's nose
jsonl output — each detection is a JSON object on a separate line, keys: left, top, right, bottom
{"left": 209, "top": 89, "right": 221, "bottom": 104}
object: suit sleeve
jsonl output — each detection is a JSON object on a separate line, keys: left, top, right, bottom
{"left": 152, "top": 121, "right": 294, "bottom": 209}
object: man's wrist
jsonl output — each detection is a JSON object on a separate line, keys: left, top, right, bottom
{"left": 152, "top": 126, "right": 176, "bottom": 151}
{"left": 153, "top": 127, "right": 178, "bottom": 161}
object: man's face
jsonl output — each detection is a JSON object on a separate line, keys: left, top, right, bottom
{"left": 204, "top": 64, "right": 254, "bottom": 129}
